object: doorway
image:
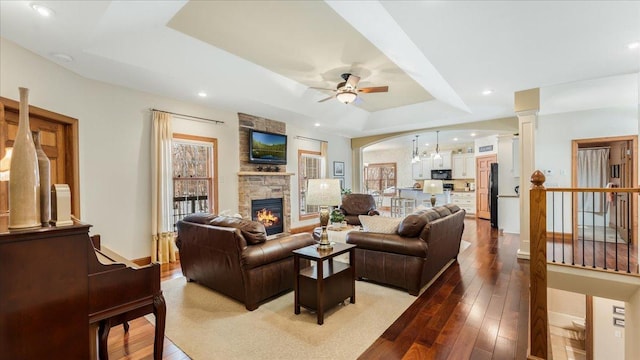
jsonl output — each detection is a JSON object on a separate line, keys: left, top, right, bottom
{"left": 571, "top": 135, "right": 638, "bottom": 246}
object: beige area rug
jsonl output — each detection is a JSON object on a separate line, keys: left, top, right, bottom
{"left": 153, "top": 277, "right": 416, "bottom": 360}
{"left": 577, "top": 225, "right": 626, "bottom": 243}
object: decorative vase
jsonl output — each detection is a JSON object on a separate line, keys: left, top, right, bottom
{"left": 33, "top": 130, "right": 51, "bottom": 226}
{"left": 9, "top": 87, "right": 41, "bottom": 229}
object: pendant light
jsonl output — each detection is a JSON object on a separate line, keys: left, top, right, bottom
{"left": 411, "top": 135, "right": 421, "bottom": 163}
{"left": 432, "top": 131, "right": 442, "bottom": 160}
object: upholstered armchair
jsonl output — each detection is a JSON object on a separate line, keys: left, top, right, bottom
{"left": 338, "top": 193, "right": 380, "bottom": 225}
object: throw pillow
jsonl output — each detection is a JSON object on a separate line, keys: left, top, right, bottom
{"left": 359, "top": 215, "right": 402, "bottom": 234}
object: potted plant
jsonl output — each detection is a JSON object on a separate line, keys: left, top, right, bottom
{"left": 330, "top": 209, "right": 345, "bottom": 227}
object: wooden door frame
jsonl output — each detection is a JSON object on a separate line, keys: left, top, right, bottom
{"left": 0, "top": 97, "right": 80, "bottom": 219}
{"left": 571, "top": 135, "right": 638, "bottom": 246}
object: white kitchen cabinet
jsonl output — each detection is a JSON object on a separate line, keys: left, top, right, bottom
{"left": 452, "top": 153, "right": 476, "bottom": 179}
{"left": 450, "top": 191, "right": 476, "bottom": 215}
{"left": 431, "top": 151, "right": 452, "bottom": 169}
{"left": 412, "top": 156, "right": 432, "bottom": 180}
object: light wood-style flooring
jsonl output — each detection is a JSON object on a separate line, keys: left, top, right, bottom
{"left": 108, "top": 219, "right": 530, "bottom": 359}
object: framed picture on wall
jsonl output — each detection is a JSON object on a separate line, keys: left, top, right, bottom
{"left": 335, "top": 177, "right": 345, "bottom": 190}
{"left": 333, "top": 161, "right": 345, "bottom": 176}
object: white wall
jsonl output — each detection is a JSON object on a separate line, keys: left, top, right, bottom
{"left": 536, "top": 107, "right": 638, "bottom": 231}
{"left": 498, "top": 135, "right": 520, "bottom": 233}
{"left": 0, "top": 38, "right": 351, "bottom": 259}
{"left": 474, "top": 134, "right": 498, "bottom": 156}
{"left": 593, "top": 297, "right": 625, "bottom": 360}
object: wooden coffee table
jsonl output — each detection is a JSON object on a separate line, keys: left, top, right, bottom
{"left": 293, "top": 243, "right": 356, "bottom": 325}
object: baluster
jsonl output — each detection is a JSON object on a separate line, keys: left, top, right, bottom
{"left": 551, "top": 192, "right": 556, "bottom": 262}
{"left": 571, "top": 192, "right": 575, "bottom": 266}
{"left": 581, "top": 192, "right": 585, "bottom": 267}
{"left": 561, "top": 191, "right": 565, "bottom": 264}
{"left": 592, "top": 193, "right": 596, "bottom": 269}
{"left": 627, "top": 192, "right": 631, "bottom": 273}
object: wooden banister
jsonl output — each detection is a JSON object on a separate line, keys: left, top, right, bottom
{"left": 529, "top": 170, "right": 548, "bottom": 359}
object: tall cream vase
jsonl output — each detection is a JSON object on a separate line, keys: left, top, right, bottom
{"left": 9, "top": 87, "right": 41, "bottom": 229}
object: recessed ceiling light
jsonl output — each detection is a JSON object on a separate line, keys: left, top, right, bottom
{"left": 30, "top": 3, "right": 54, "bottom": 17}
{"left": 453, "top": 137, "right": 459, "bottom": 141}
{"left": 51, "top": 53, "right": 73, "bottom": 62}
{"left": 314, "top": 123, "right": 320, "bottom": 127}
{"left": 470, "top": 133, "right": 477, "bottom": 137}
{"left": 628, "top": 41, "right": 640, "bottom": 50}
{"left": 197, "top": 92, "right": 207, "bottom": 97}
{"left": 482, "top": 89, "right": 494, "bottom": 96}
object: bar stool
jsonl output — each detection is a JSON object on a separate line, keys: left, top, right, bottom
{"left": 390, "top": 197, "right": 416, "bottom": 218}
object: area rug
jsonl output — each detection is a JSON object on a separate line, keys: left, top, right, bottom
{"left": 153, "top": 277, "right": 416, "bottom": 360}
{"left": 577, "top": 225, "right": 626, "bottom": 243}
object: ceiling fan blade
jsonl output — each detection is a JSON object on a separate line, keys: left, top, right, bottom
{"left": 310, "top": 86, "right": 337, "bottom": 92}
{"left": 317, "top": 95, "right": 335, "bottom": 103}
{"left": 358, "top": 86, "right": 388, "bottom": 93}
{"left": 346, "top": 74, "right": 360, "bottom": 88}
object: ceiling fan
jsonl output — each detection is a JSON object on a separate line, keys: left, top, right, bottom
{"left": 312, "top": 73, "right": 389, "bottom": 104}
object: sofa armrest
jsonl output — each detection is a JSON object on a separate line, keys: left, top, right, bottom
{"left": 346, "top": 232, "right": 427, "bottom": 258}
{"left": 367, "top": 210, "right": 380, "bottom": 216}
{"left": 242, "top": 233, "right": 315, "bottom": 269}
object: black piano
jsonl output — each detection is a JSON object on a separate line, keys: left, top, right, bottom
{"left": 0, "top": 221, "right": 166, "bottom": 360}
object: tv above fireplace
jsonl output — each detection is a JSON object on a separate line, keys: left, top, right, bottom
{"left": 249, "top": 130, "right": 287, "bottom": 165}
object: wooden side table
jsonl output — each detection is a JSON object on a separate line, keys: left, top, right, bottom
{"left": 293, "top": 243, "right": 356, "bottom": 325}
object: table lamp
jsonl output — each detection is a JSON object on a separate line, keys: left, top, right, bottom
{"left": 306, "top": 178, "right": 342, "bottom": 250}
{"left": 423, "top": 179, "right": 443, "bottom": 207}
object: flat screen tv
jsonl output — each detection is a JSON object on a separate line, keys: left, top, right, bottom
{"left": 249, "top": 130, "right": 287, "bottom": 165}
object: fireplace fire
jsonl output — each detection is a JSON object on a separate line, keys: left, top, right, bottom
{"left": 251, "top": 198, "right": 283, "bottom": 236}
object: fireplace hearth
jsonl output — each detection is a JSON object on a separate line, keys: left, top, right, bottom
{"left": 251, "top": 198, "right": 284, "bottom": 236}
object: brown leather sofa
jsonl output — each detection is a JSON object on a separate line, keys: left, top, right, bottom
{"left": 338, "top": 193, "right": 380, "bottom": 225}
{"left": 176, "top": 213, "right": 315, "bottom": 310}
{"left": 346, "top": 204, "right": 465, "bottom": 295}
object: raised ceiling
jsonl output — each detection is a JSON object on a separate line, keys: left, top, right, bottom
{"left": 0, "top": 1, "right": 638, "bottom": 138}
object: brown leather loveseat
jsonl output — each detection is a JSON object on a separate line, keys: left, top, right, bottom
{"left": 338, "top": 193, "right": 380, "bottom": 225}
{"left": 176, "top": 213, "right": 315, "bottom": 310}
{"left": 346, "top": 204, "right": 465, "bottom": 295}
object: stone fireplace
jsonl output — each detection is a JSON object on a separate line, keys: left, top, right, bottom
{"left": 251, "top": 198, "right": 284, "bottom": 236}
{"left": 237, "top": 113, "right": 293, "bottom": 235}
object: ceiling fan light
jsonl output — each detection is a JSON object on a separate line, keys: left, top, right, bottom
{"left": 336, "top": 91, "right": 357, "bottom": 104}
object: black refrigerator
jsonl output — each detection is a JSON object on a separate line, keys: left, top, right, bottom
{"left": 489, "top": 163, "right": 499, "bottom": 228}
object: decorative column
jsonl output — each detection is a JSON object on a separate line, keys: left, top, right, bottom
{"left": 515, "top": 88, "right": 540, "bottom": 259}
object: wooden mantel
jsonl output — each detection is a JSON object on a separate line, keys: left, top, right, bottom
{"left": 238, "top": 172, "right": 295, "bottom": 176}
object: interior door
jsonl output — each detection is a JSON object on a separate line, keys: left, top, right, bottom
{"left": 476, "top": 154, "right": 496, "bottom": 220}
{"left": 0, "top": 97, "right": 79, "bottom": 218}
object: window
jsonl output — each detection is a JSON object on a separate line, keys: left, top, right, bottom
{"left": 298, "top": 150, "right": 324, "bottom": 220}
{"left": 363, "top": 163, "right": 397, "bottom": 195}
{"left": 172, "top": 134, "right": 218, "bottom": 229}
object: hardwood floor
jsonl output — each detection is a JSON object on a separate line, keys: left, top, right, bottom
{"left": 108, "top": 219, "right": 530, "bottom": 360}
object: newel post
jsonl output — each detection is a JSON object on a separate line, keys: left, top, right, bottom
{"left": 529, "top": 170, "right": 548, "bottom": 359}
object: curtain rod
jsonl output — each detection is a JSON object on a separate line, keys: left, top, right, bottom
{"left": 579, "top": 146, "right": 610, "bottom": 150}
{"left": 295, "top": 135, "right": 327, "bottom": 143}
{"left": 150, "top": 108, "right": 225, "bottom": 125}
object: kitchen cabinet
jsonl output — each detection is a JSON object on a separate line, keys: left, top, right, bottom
{"left": 451, "top": 191, "right": 476, "bottom": 215}
{"left": 431, "top": 151, "right": 452, "bottom": 169}
{"left": 412, "top": 156, "right": 432, "bottom": 180}
{"left": 452, "top": 153, "right": 476, "bottom": 179}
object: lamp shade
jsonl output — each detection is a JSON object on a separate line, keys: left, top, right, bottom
{"left": 0, "top": 147, "right": 12, "bottom": 181}
{"left": 306, "top": 179, "right": 342, "bottom": 206}
{"left": 423, "top": 180, "right": 444, "bottom": 195}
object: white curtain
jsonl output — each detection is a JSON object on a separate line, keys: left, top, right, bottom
{"left": 320, "top": 141, "right": 328, "bottom": 178}
{"left": 151, "top": 111, "right": 176, "bottom": 263}
{"left": 578, "top": 148, "right": 609, "bottom": 213}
